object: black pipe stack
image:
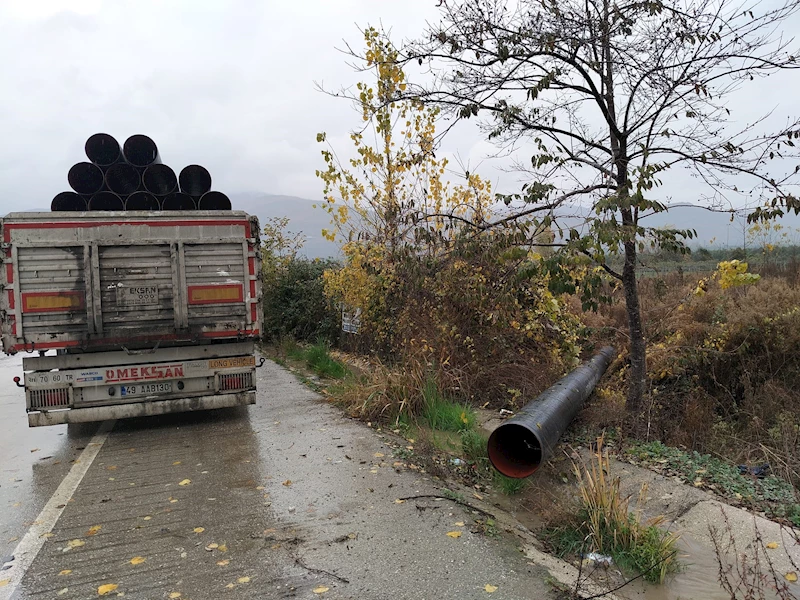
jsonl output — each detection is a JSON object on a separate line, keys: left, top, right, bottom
{"left": 51, "top": 133, "right": 232, "bottom": 212}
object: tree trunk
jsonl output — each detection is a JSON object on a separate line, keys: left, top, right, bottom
{"left": 622, "top": 238, "right": 647, "bottom": 423}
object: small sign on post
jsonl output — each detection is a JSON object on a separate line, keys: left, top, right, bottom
{"left": 341, "top": 304, "right": 361, "bottom": 334}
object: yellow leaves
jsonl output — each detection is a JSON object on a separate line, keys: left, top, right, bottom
{"left": 786, "top": 572, "right": 798, "bottom": 582}
{"left": 143, "top": 516, "right": 152, "bottom": 521}
{"left": 313, "top": 586, "right": 330, "bottom": 594}
{"left": 218, "top": 544, "right": 228, "bottom": 553}
{"left": 0, "top": 579, "right": 9, "bottom": 588}
{"left": 216, "top": 559, "right": 230, "bottom": 566}
{"left": 394, "top": 499, "right": 406, "bottom": 504}
{"left": 59, "top": 569, "right": 73, "bottom": 576}
{"left": 129, "top": 557, "right": 146, "bottom": 565}
{"left": 454, "top": 522, "right": 465, "bottom": 527}
{"left": 717, "top": 260, "right": 760, "bottom": 289}
{"left": 169, "top": 497, "right": 178, "bottom": 503}
{"left": 178, "top": 479, "right": 191, "bottom": 486}
{"left": 460, "top": 411, "right": 469, "bottom": 425}
{"left": 67, "top": 539, "right": 85, "bottom": 549}
{"left": 86, "top": 525, "right": 101, "bottom": 536}
{"left": 169, "top": 593, "right": 182, "bottom": 599}
{"left": 237, "top": 577, "right": 251, "bottom": 584}
{"left": 97, "top": 583, "right": 118, "bottom": 595}
{"left": 374, "top": 452, "right": 385, "bottom": 458}
{"left": 206, "top": 543, "right": 219, "bottom": 550}
{"left": 767, "top": 541, "right": 779, "bottom": 549}
{"left": 484, "top": 584, "right": 498, "bottom": 593}
{"left": 282, "top": 480, "right": 292, "bottom": 487}
{"left": 446, "top": 531, "right": 462, "bottom": 538}
{"left": 172, "top": 461, "right": 181, "bottom": 466}
{"left": 193, "top": 527, "right": 205, "bottom": 534}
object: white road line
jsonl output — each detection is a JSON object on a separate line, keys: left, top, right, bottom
{"left": 0, "top": 420, "right": 115, "bottom": 599}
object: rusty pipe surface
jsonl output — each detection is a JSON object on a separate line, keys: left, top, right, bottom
{"left": 162, "top": 192, "right": 195, "bottom": 210}
{"left": 88, "top": 191, "right": 124, "bottom": 211}
{"left": 487, "top": 346, "right": 617, "bottom": 478}
{"left": 68, "top": 162, "right": 105, "bottom": 195}
{"left": 125, "top": 191, "right": 160, "bottom": 211}
{"left": 179, "top": 165, "right": 211, "bottom": 198}
{"left": 143, "top": 164, "right": 177, "bottom": 196}
{"left": 198, "top": 191, "right": 231, "bottom": 210}
{"left": 105, "top": 163, "right": 141, "bottom": 196}
{"left": 51, "top": 192, "right": 87, "bottom": 211}
{"left": 123, "top": 134, "right": 161, "bottom": 168}
{"left": 85, "top": 133, "right": 121, "bottom": 167}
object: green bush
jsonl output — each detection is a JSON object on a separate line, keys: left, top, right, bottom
{"left": 262, "top": 258, "right": 341, "bottom": 343}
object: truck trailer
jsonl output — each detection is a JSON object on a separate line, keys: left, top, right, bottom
{"left": 0, "top": 210, "right": 263, "bottom": 426}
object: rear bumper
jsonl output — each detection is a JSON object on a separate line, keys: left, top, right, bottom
{"left": 27, "top": 391, "right": 256, "bottom": 427}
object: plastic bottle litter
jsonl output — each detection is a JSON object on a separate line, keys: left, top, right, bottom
{"left": 582, "top": 552, "right": 613, "bottom": 567}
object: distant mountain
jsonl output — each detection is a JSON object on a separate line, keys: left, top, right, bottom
{"left": 229, "top": 193, "right": 341, "bottom": 259}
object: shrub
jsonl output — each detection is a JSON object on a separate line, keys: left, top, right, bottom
{"left": 262, "top": 258, "right": 341, "bottom": 343}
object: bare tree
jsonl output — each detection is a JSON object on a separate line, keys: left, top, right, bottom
{"left": 393, "top": 0, "right": 800, "bottom": 420}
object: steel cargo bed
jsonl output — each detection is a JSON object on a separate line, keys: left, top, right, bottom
{"left": 0, "top": 211, "right": 262, "bottom": 355}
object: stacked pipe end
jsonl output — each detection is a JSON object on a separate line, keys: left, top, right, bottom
{"left": 51, "top": 133, "right": 232, "bottom": 212}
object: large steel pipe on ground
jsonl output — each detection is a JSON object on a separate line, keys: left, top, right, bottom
{"left": 123, "top": 134, "right": 161, "bottom": 168}
{"left": 488, "top": 346, "right": 617, "bottom": 478}
{"left": 162, "top": 192, "right": 195, "bottom": 210}
{"left": 105, "top": 163, "right": 141, "bottom": 196}
{"left": 198, "top": 191, "right": 231, "bottom": 210}
{"left": 88, "top": 191, "right": 124, "bottom": 211}
{"left": 67, "top": 162, "right": 105, "bottom": 195}
{"left": 51, "top": 192, "right": 87, "bottom": 212}
{"left": 143, "top": 164, "right": 177, "bottom": 196}
{"left": 179, "top": 165, "right": 211, "bottom": 198}
{"left": 126, "top": 191, "right": 160, "bottom": 211}
{"left": 85, "top": 133, "right": 121, "bottom": 168}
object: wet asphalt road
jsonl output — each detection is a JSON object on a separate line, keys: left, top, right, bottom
{"left": 0, "top": 353, "right": 552, "bottom": 600}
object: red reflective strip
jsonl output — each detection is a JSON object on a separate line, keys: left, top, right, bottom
{"left": 8, "top": 290, "right": 14, "bottom": 309}
{"left": 11, "top": 329, "right": 259, "bottom": 352}
{"left": 6, "top": 263, "right": 12, "bottom": 284}
{"left": 3, "top": 220, "right": 250, "bottom": 243}
{"left": 251, "top": 303, "right": 258, "bottom": 323}
{"left": 248, "top": 257, "right": 255, "bottom": 275}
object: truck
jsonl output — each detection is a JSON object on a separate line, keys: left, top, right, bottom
{"left": 0, "top": 210, "right": 263, "bottom": 427}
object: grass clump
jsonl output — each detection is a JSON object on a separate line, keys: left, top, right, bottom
{"left": 556, "top": 436, "right": 680, "bottom": 584}
{"left": 493, "top": 472, "right": 529, "bottom": 496}
{"left": 420, "top": 377, "right": 476, "bottom": 432}
{"left": 279, "top": 339, "right": 350, "bottom": 380}
{"left": 304, "top": 342, "right": 350, "bottom": 379}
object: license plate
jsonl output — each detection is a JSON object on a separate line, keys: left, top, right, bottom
{"left": 120, "top": 382, "right": 173, "bottom": 397}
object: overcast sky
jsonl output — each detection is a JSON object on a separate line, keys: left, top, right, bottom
{"left": 2, "top": 0, "right": 799, "bottom": 224}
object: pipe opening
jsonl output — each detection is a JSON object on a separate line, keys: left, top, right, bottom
{"left": 67, "top": 162, "right": 105, "bottom": 195}
{"left": 126, "top": 191, "right": 160, "bottom": 211}
{"left": 487, "top": 424, "right": 543, "bottom": 479}
{"left": 179, "top": 165, "right": 212, "bottom": 197}
{"left": 143, "top": 164, "right": 177, "bottom": 196}
{"left": 51, "top": 192, "right": 87, "bottom": 212}
{"left": 198, "top": 191, "right": 231, "bottom": 210}
{"left": 85, "top": 133, "right": 121, "bottom": 167}
{"left": 123, "top": 134, "right": 160, "bottom": 168}
{"left": 105, "top": 163, "right": 141, "bottom": 196}
{"left": 162, "top": 192, "right": 196, "bottom": 210}
{"left": 88, "top": 191, "right": 124, "bottom": 211}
